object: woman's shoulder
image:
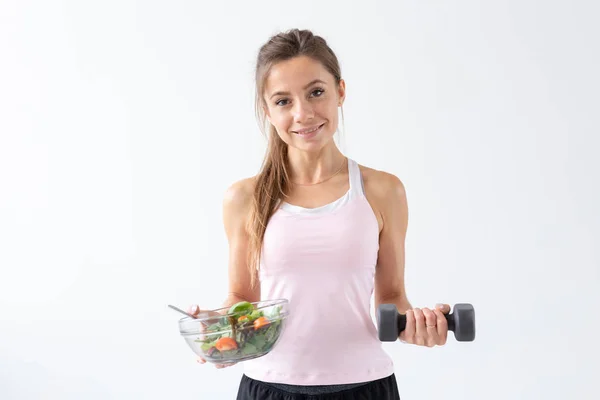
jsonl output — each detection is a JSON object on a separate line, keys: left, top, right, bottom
{"left": 356, "top": 163, "right": 406, "bottom": 200}
{"left": 354, "top": 162, "right": 407, "bottom": 232}
{"left": 223, "top": 176, "right": 257, "bottom": 213}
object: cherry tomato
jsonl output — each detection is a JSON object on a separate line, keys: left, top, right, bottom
{"left": 253, "top": 316, "right": 270, "bottom": 330}
{"left": 215, "top": 337, "right": 238, "bottom": 351}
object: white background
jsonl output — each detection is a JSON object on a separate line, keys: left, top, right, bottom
{"left": 1, "top": 1, "right": 599, "bottom": 399}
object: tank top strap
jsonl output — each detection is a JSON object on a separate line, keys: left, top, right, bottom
{"left": 348, "top": 158, "right": 365, "bottom": 199}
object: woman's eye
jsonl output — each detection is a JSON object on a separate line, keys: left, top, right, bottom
{"left": 311, "top": 88, "right": 324, "bottom": 97}
{"left": 275, "top": 89, "right": 325, "bottom": 107}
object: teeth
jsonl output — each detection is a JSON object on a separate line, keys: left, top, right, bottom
{"left": 296, "top": 124, "right": 321, "bottom": 134}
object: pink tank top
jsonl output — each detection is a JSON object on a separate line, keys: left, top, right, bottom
{"left": 243, "top": 158, "right": 395, "bottom": 385}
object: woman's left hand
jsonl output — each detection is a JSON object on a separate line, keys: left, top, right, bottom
{"left": 399, "top": 303, "right": 450, "bottom": 347}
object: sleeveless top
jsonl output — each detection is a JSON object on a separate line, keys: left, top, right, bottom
{"left": 242, "top": 158, "right": 395, "bottom": 386}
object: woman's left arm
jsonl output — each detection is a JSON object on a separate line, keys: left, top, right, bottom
{"left": 372, "top": 172, "right": 412, "bottom": 314}
{"left": 372, "top": 172, "right": 450, "bottom": 347}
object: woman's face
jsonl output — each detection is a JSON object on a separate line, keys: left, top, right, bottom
{"left": 263, "top": 56, "right": 345, "bottom": 152}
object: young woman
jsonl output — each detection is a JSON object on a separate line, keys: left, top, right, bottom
{"left": 189, "top": 28, "right": 450, "bottom": 400}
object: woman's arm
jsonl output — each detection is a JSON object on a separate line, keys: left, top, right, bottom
{"left": 221, "top": 177, "right": 261, "bottom": 307}
{"left": 368, "top": 171, "right": 412, "bottom": 315}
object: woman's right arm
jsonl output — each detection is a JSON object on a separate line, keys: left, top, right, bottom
{"left": 220, "top": 177, "right": 260, "bottom": 307}
{"left": 191, "top": 177, "right": 258, "bottom": 313}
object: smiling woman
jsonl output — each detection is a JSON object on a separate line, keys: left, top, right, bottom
{"left": 188, "top": 28, "right": 451, "bottom": 400}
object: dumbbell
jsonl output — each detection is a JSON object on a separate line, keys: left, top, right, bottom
{"left": 377, "top": 303, "right": 476, "bottom": 342}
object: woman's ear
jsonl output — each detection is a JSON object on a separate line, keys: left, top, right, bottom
{"left": 263, "top": 105, "right": 271, "bottom": 122}
{"left": 337, "top": 79, "right": 346, "bottom": 107}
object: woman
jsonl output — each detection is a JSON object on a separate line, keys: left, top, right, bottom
{"left": 189, "top": 28, "right": 450, "bottom": 400}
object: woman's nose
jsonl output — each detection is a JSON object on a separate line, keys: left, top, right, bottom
{"left": 292, "top": 99, "right": 315, "bottom": 121}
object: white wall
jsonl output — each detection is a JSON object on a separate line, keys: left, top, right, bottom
{"left": 1, "top": 1, "right": 598, "bottom": 399}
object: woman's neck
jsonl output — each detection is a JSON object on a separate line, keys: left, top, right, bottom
{"left": 286, "top": 144, "right": 346, "bottom": 185}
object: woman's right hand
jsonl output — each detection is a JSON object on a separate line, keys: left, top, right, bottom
{"left": 188, "top": 304, "right": 237, "bottom": 369}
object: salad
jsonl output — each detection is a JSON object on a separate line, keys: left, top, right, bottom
{"left": 195, "top": 301, "right": 285, "bottom": 362}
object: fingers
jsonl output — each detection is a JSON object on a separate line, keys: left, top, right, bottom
{"left": 413, "top": 308, "right": 426, "bottom": 346}
{"left": 188, "top": 304, "right": 200, "bottom": 317}
{"left": 215, "top": 362, "right": 236, "bottom": 369}
{"left": 422, "top": 308, "right": 440, "bottom": 347}
{"left": 402, "top": 308, "right": 435, "bottom": 346}
{"left": 435, "top": 303, "right": 451, "bottom": 315}
{"left": 434, "top": 305, "right": 449, "bottom": 345}
{"left": 400, "top": 304, "right": 452, "bottom": 347}
{"left": 198, "top": 357, "right": 236, "bottom": 369}
{"left": 188, "top": 304, "right": 211, "bottom": 332}
{"left": 189, "top": 305, "right": 222, "bottom": 320}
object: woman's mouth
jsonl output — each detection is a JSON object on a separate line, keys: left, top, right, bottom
{"left": 293, "top": 123, "right": 325, "bottom": 138}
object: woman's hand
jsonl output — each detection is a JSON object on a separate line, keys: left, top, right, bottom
{"left": 188, "top": 304, "right": 237, "bottom": 369}
{"left": 399, "top": 303, "right": 450, "bottom": 347}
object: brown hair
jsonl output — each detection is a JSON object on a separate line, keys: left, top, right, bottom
{"left": 246, "top": 29, "right": 345, "bottom": 288}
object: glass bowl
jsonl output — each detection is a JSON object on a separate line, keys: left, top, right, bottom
{"left": 178, "top": 299, "right": 289, "bottom": 364}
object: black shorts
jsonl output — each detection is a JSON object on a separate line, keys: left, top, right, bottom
{"left": 236, "top": 373, "right": 401, "bottom": 400}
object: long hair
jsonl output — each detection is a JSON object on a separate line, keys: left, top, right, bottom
{"left": 246, "top": 29, "right": 345, "bottom": 289}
